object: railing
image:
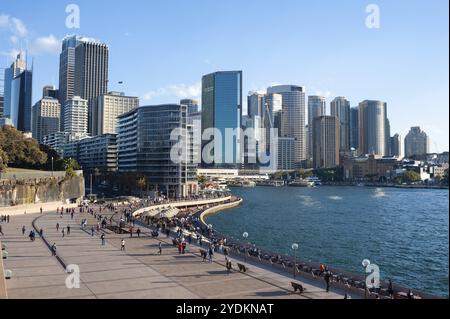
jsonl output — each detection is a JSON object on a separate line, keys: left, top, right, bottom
{"left": 0, "top": 241, "right": 8, "bottom": 299}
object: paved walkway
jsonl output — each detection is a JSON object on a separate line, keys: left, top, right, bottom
{"left": 0, "top": 209, "right": 357, "bottom": 299}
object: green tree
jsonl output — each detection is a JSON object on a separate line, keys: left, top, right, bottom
{"left": 402, "top": 170, "right": 421, "bottom": 184}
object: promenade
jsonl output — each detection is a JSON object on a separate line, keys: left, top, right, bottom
{"left": 0, "top": 206, "right": 356, "bottom": 299}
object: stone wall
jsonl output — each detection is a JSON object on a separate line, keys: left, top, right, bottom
{"left": 0, "top": 176, "right": 85, "bottom": 207}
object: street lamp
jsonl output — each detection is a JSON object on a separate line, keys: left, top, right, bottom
{"left": 362, "top": 259, "right": 370, "bottom": 299}
{"left": 292, "top": 243, "right": 299, "bottom": 278}
{"left": 51, "top": 157, "right": 54, "bottom": 177}
{"left": 243, "top": 232, "right": 249, "bottom": 261}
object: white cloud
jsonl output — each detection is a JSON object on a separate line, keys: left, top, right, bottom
{"left": 0, "top": 48, "right": 21, "bottom": 61}
{"left": 143, "top": 83, "right": 201, "bottom": 102}
{"left": 29, "top": 35, "right": 60, "bottom": 55}
{"left": 0, "top": 14, "right": 28, "bottom": 37}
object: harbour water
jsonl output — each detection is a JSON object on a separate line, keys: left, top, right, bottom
{"left": 205, "top": 186, "right": 449, "bottom": 297}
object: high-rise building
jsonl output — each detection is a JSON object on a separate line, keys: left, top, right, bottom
{"left": 350, "top": 107, "right": 359, "bottom": 150}
{"left": 180, "top": 99, "right": 199, "bottom": 115}
{"left": 32, "top": 97, "right": 61, "bottom": 143}
{"left": 404, "top": 127, "right": 430, "bottom": 158}
{"left": 201, "top": 71, "right": 242, "bottom": 168}
{"left": 0, "top": 95, "right": 3, "bottom": 118}
{"left": 73, "top": 37, "right": 109, "bottom": 134}
{"left": 358, "top": 100, "right": 388, "bottom": 156}
{"left": 385, "top": 118, "right": 391, "bottom": 156}
{"left": 91, "top": 92, "right": 139, "bottom": 135}
{"left": 247, "top": 92, "right": 264, "bottom": 120}
{"left": 42, "top": 131, "right": 68, "bottom": 156}
{"left": 42, "top": 85, "right": 59, "bottom": 99}
{"left": 3, "top": 53, "right": 32, "bottom": 132}
{"left": 390, "top": 134, "right": 403, "bottom": 158}
{"left": 267, "top": 85, "right": 306, "bottom": 167}
{"left": 64, "top": 96, "right": 88, "bottom": 135}
{"left": 313, "top": 116, "right": 340, "bottom": 169}
{"left": 308, "top": 95, "right": 326, "bottom": 162}
{"left": 118, "top": 104, "right": 198, "bottom": 198}
{"left": 0, "top": 67, "right": 4, "bottom": 118}
{"left": 278, "top": 137, "right": 295, "bottom": 171}
{"left": 330, "top": 97, "right": 351, "bottom": 152}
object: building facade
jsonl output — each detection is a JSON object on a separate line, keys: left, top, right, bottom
{"left": 313, "top": 116, "right": 340, "bottom": 169}
{"left": 358, "top": 100, "right": 388, "bottom": 156}
{"left": 91, "top": 92, "right": 139, "bottom": 135}
{"left": 118, "top": 104, "right": 198, "bottom": 198}
{"left": 32, "top": 97, "right": 61, "bottom": 143}
{"left": 308, "top": 95, "right": 326, "bottom": 162}
{"left": 64, "top": 96, "right": 89, "bottom": 135}
{"left": 267, "top": 85, "right": 306, "bottom": 167}
{"left": 390, "top": 133, "right": 403, "bottom": 158}
{"left": 201, "top": 71, "right": 242, "bottom": 168}
{"left": 350, "top": 107, "right": 359, "bottom": 150}
{"left": 330, "top": 97, "right": 351, "bottom": 152}
{"left": 404, "top": 126, "right": 430, "bottom": 158}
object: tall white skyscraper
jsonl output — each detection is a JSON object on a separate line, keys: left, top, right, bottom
{"left": 64, "top": 96, "right": 88, "bottom": 136}
{"left": 267, "top": 85, "right": 306, "bottom": 167}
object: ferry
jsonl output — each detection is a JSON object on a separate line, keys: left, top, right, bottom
{"left": 288, "top": 179, "right": 315, "bottom": 187}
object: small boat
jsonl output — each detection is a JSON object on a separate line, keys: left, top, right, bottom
{"left": 288, "top": 179, "right": 315, "bottom": 187}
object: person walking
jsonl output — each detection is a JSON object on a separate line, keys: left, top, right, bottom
{"left": 158, "top": 242, "right": 162, "bottom": 255}
{"left": 51, "top": 243, "right": 57, "bottom": 256}
{"left": 39, "top": 228, "right": 43, "bottom": 238}
{"left": 121, "top": 239, "right": 125, "bottom": 251}
{"left": 67, "top": 226, "right": 71, "bottom": 236}
{"left": 226, "top": 258, "right": 232, "bottom": 274}
{"left": 22, "top": 225, "right": 26, "bottom": 236}
{"left": 62, "top": 228, "right": 65, "bottom": 238}
{"left": 101, "top": 234, "right": 105, "bottom": 246}
{"left": 91, "top": 226, "right": 95, "bottom": 237}
{"left": 324, "top": 271, "right": 331, "bottom": 293}
{"left": 208, "top": 246, "right": 214, "bottom": 263}
{"left": 56, "top": 223, "right": 60, "bottom": 232}
{"left": 388, "top": 279, "right": 394, "bottom": 299}
{"left": 136, "top": 228, "right": 141, "bottom": 238}
{"left": 0, "top": 224, "right": 3, "bottom": 236}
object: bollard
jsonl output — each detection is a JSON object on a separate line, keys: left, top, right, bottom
{"left": 1, "top": 243, "right": 5, "bottom": 251}
{"left": 2, "top": 251, "right": 8, "bottom": 259}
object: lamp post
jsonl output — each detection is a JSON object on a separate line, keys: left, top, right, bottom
{"left": 243, "top": 232, "right": 249, "bottom": 261}
{"left": 362, "top": 259, "right": 370, "bottom": 299}
{"left": 51, "top": 157, "right": 54, "bottom": 177}
{"left": 292, "top": 243, "right": 299, "bottom": 278}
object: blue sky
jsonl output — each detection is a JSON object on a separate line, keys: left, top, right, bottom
{"left": 1, "top": 0, "right": 448, "bottom": 151}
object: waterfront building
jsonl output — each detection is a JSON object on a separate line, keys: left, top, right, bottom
{"left": 330, "top": 97, "right": 351, "bottom": 152}
{"left": 312, "top": 116, "right": 340, "bottom": 169}
{"left": 390, "top": 134, "right": 403, "bottom": 159}
{"left": 358, "top": 100, "right": 388, "bottom": 156}
{"left": 118, "top": 104, "right": 198, "bottom": 198}
{"left": 343, "top": 154, "right": 401, "bottom": 181}
{"left": 3, "top": 53, "right": 32, "bottom": 132}
{"left": 201, "top": 71, "right": 242, "bottom": 168}
{"left": 350, "top": 107, "right": 359, "bottom": 150}
{"left": 91, "top": 92, "right": 139, "bottom": 136}
{"left": 404, "top": 126, "right": 430, "bottom": 158}
{"left": 64, "top": 96, "right": 89, "bottom": 135}
{"left": 267, "top": 85, "right": 306, "bottom": 167}
{"left": 278, "top": 137, "right": 295, "bottom": 171}
{"left": 32, "top": 97, "right": 61, "bottom": 143}
{"left": 63, "top": 134, "right": 117, "bottom": 172}
{"left": 73, "top": 37, "right": 109, "bottom": 134}
{"left": 42, "top": 131, "right": 68, "bottom": 156}
{"left": 308, "top": 96, "right": 326, "bottom": 162}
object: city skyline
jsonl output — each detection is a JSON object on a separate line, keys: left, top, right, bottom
{"left": 0, "top": 0, "right": 448, "bottom": 152}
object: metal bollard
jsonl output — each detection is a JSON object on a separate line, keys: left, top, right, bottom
{"left": 4, "top": 269, "right": 12, "bottom": 279}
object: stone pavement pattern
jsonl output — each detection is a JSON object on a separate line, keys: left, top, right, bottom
{"left": 0, "top": 209, "right": 356, "bottom": 299}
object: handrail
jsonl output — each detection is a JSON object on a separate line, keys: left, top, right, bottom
{"left": 0, "top": 240, "right": 8, "bottom": 299}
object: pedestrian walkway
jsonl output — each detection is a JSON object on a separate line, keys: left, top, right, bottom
{"left": 0, "top": 209, "right": 355, "bottom": 299}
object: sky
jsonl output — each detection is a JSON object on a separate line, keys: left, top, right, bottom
{"left": 0, "top": 0, "right": 448, "bottom": 152}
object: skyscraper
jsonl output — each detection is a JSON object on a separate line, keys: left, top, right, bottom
{"left": 91, "top": 92, "right": 139, "bottom": 135}
{"left": 404, "top": 127, "right": 430, "bottom": 158}
{"left": 32, "top": 97, "right": 61, "bottom": 143}
{"left": 350, "top": 107, "right": 359, "bottom": 150}
{"left": 201, "top": 71, "right": 242, "bottom": 168}
{"left": 313, "top": 116, "right": 340, "bottom": 169}
{"left": 267, "top": 85, "right": 306, "bottom": 167}
{"left": 390, "top": 134, "right": 403, "bottom": 158}
{"left": 42, "top": 85, "right": 59, "bottom": 99}
{"left": 74, "top": 38, "right": 109, "bottom": 135}
{"left": 308, "top": 95, "right": 326, "bottom": 162}
{"left": 3, "top": 53, "right": 32, "bottom": 132}
{"left": 358, "top": 100, "right": 388, "bottom": 156}
{"left": 330, "top": 97, "right": 351, "bottom": 152}
{"left": 180, "top": 99, "right": 199, "bottom": 114}
{"left": 64, "top": 96, "right": 89, "bottom": 136}
{"left": 247, "top": 92, "right": 264, "bottom": 120}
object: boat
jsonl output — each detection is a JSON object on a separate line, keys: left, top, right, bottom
{"left": 256, "top": 180, "right": 286, "bottom": 187}
{"left": 288, "top": 179, "right": 315, "bottom": 187}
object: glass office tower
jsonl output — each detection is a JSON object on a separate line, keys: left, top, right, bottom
{"left": 201, "top": 71, "right": 242, "bottom": 168}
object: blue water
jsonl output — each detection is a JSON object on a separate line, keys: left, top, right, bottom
{"left": 206, "top": 186, "right": 449, "bottom": 297}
